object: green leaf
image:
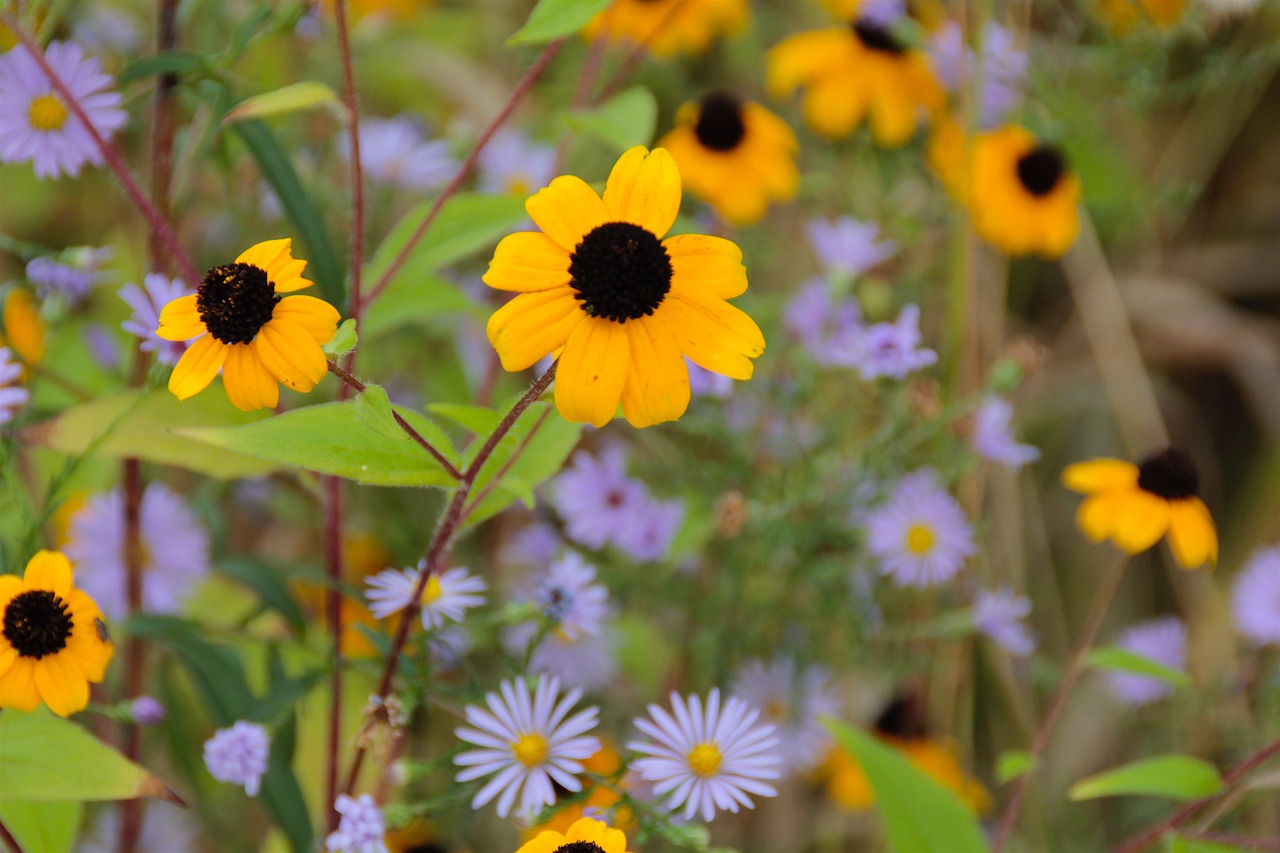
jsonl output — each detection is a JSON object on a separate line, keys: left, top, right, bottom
{"left": 233, "top": 120, "right": 345, "bottom": 305}
{"left": 27, "top": 388, "right": 277, "bottom": 480}
{"left": 117, "top": 50, "right": 206, "bottom": 84}
{"left": 427, "top": 402, "right": 503, "bottom": 435}
{"left": 996, "top": 751, "right": 1036, "bottom": 784}
{"left": 825, "top": 720, "right": 990, "bottom": 853}
{"left": 127, "top": 615, "right": 256, "bottom": 724}
{"left": 354, "top": 385, "right": 407, "bottom": 441}
{"left": 564, "top": 86, "right": 658, "bottom": 153}
{"left": 507, "top": 0, "right": 611, "bottom": 44}
{"left": 1168, "top": 836, "right": 1247, "bottom": 853}
{"left": 260, "top": 714, "right": 313, "bottom": 853}
{"left": 0, "top": 800, "right": 80, "bottom": 853}
{"left": 0, "top": 709, "right": 181, "bottom": 803}
{"left": 216, "top": 559, "right": 309, "bottom": 635}
{"left": 322, "top": 318, "right": 358, "bottom": 357}
{"left": 1088, "top": 646, "right": 1192, "bottom": 687}
{"left": 1069, "top": 755, "right": 1224, "bottom": 802}
{"left": 466, "top": 401, "right": 582, "bottom": 525}
{"left": 223, "top": 82, "right": 346, "bottom": 125}
{"left": 179, "top": 401, "right": 458, "bottom": 488}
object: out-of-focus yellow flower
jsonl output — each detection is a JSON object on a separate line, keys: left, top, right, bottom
{"left": 1, "top": 288, "right": 46, "bottom": 369}
{"left": 820, "top": 737, "right": 991, "bottom": 814}
{"left": 318, "top": 0, "right": 432, "bottom": 21}
{"left": 1096, "top": 0, "right": 1185, "bottom": 32}
{"left": 583, "top": 0, "right": 749, "bottom": 59}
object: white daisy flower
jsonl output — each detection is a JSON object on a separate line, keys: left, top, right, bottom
{"left": 731, "top": 658, "right": 840, "bottom": 776}
{"left": 364, "top": 562, "right": 486, "bottom": 630}
{"left": 453, "top": 676, "right": 601, "bottom": 818}
{"left": 629, "top": 688, "right": 782, "bottom": 822}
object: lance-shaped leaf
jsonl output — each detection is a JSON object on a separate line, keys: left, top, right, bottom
{"left": 508, "top": 0, "right": 612, "bottom": 44}
{"left": 1069, "top": 755, "right": 1224, "bottom": 802}
{"left": 223, "top": 82, "right": 347, "bottom": 125}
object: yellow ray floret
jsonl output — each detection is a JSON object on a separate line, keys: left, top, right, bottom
{"left": 517, "top": 816, "right": 635, "bottom": 853}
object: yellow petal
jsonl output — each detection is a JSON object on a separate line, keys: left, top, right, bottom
{"left": 486, "top": 289, "right": 583, "bottom": 372}
{"left": 554, "top": 318, "right": 629, "bottom": 428}
{"left": 0, "top": 574, "right": 20, "bottom": 612}
{"left": 803, "top": 71, "right": 871, "bottom": 140}
{"left": 23, "top": 550, "right": 73, "bottom": 598}
{"left": 236, "top": 238, "right": 313, "bottom": 292}
{"left": 483, "top": 232, "right": 573, "bottom": 293}
{"left": 271, "top": 295, "right": 340, "bottom": 343}
{"left": 0, "top": 657, "right": 40, "bottom": 712}
{"left": 1061, "top": 459, "right": 1139, "bottom": 494}
{"left": 34, "top": 655, "right": 88, "bottom": 717}
{"left": 603, "top": 146, "right": 681, "bottom": 239}
{"left": 3, "top": 289, "right": 46, "bottom": 366}
{"left": 766, "top": 29, "right": 854, "bottom": 97}
{"left": 664, "top": 234, "right": 747, "bottom": 300}
{"left": 1112, "top": 491, "right": 1171, "bottom": 553}
{"left": 155, "top": 293, "right": 205, "bottom": 342}
{"left": 660, "top": 294, "right": 764, "bottom": 380}
{"left": 1076, "top": 491, "right": 1128, "bottom": 543}
{"left": 0, "top": 645, "right": 15, "bottom": 677}
{"left": 526, "top": 176, "right": 609, "bottom": 253}
{"left": 167, "top": 334, "right": 227, "bottom": 401}
{"left": 222, "top": 344, "right": 279, "bottom": 411}
{"left": 256, "top": 320, "right": 328, "bottom": 390}
{"left": 621, "top": 316, "right": 691, "bottom": 428}
{"left": 1167, "top": 498, "right": 1218, "bottom": 570}
{"left": 868, "top": 64, "right": 920, "bottom": 147}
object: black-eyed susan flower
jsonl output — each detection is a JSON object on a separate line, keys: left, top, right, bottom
{"left": 0, "top": 288, "right": 45, "bottom": 369}
{"left": 1062, "top": 448, "right": 1218, "bottom": 569}
{"left": 518, "top": 816, "right": 634, "bottom": 853}
{"left": 657, "top": 92, "right": 799, "bottom": 226}
{"left": 968, "top": 126, "right": 1080, "bottom": 258}
{"left": 156, "top": 239, "right": 340, "bottom": 412}
{"left": 583, "top": 0, "right": 748, "bottom": 59}
{"left": 767, "top": 17, "right": 942, "bottom": 146}
{"left": 0, "top": 550, "right": 114, "bottom": 717}
{"left": 483, "top": 145, "right": 765, "bottom": 428}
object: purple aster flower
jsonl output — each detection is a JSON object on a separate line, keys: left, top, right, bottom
{"left": 26, "top": 247, "right": 111, "bottom": 305}
{"left": 614, "top": 496, "right": 684, "bottom": 563}
{"left": 325, "top": 794, "right": 389, "bottom": 853}
{"left": 364, "top": 563, "right": 487, "bottom": 630}
{"left": 1107, "top": 617, "right": 1188, "bottom": 706}
{"left": 515, "top": 552, "right": 610, "bottom": 641}
{"left": 500, "top": 521, "right": 562, "bottom": 568}
{"left": 203, "top": 721, "right": 270, "bottom": 796}
{"left": 973, "top": 588, "right": 1035, "bottom": 656}
{"left": 129, "top": 695, "right": 166, "bottom": 726}
{"left": 1231, "top": 545, "right": 1280, "bottom": 646}
{"left": 928, "top": 22, "right": 1028, "bottom": 129}
{"left": 71, "top": 7, "right": 144, "bottom": 55}
{"left": 784, "top": 278, "right": 864, "bottom": 366}
{"left": 552, "top": 447, "right": 647, "bottom": 550}
{"left": 687, "top": 359, "right": 734, "bottom": 398}
{"left": 806, "top": 217, "right": 897, "bottom": 278}
{"left": 971, "top": 396, "right": 1040, "bottom": 470}
{"left": 0, "top": 40, "right": 128, "bottom": 179}
{"left": 63, "top": 483, "right": 211, "bottom": 620}
{"left": 82, "top": 323, "right": 121, "bottom": 370}
{"left": 341, "top": 116, "right": 454, "bottom": 191}
{"left": 848, "top": 304, "right": 937, "bottom": 380}
{"left": 120, "top": 273, "right": 193, "bottom": 365}
{"left": 864, "top": 468, "right": 976, "bottom": 587}
{"left": 732, "top": 658, "right": 840, "bottom": 776}
{"left": 507, "top": 622, "right": 619, "bottom": 692}
{"left": 0, "top": 348, "right": 30, "bottom": 425}
{"left": 477, "top": 128, "right": 557, "bottom": 197}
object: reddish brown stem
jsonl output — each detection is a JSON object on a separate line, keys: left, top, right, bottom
{"left": 0, "top": 816, "right": 26, "bottom": 853}
{"left": 333, "top": 0, "right": 365, "bottom": 321}
{"left": 323, "top": 475, "right": 345, "bottom": 831}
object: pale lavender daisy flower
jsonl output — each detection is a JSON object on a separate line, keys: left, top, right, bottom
{"left": 784, "top": 278, "right": 863, "bottom": 365}
{"left": 26, "top": 247, "right": 111, "bottom": 305}
{"left": 477, "top": 128, "right": 557, "bottom": 197}
{"left": 0, "top": 348, "right": 29, "bottom": 425}
{"left": 971, "top": 396, "right": 1040, "bottom": 470}
{"left": 552, "top": 447, "right": 647, "bottom": 550}
{"left": 71, "top": 7, "right": 144, "bottom": 55}
{"left": 324, "top": 794, "right": 389, "bottom": 853}
{"left": 806, "top": 217, "right": 897, "bottom": 278}
{"left": 120, "top": 273, "right": 193, "bottom": 365}
{"left": 76, "top": 803, "right": 197, "bottom": 853}
{"left": 64, "top": 483, "right": 211, "bottom": 620}
{"left": 849, "top": 304, "right": 937, "bottom": 380}
{"left": 973, "top": 588, "right": 1035, "bottom": 656}
{"left": 519, "top": 552, "right": 610, "bottom": 640}
{"left": 499, "top": 521, "right": 562, "bottom": 568}
{"left": 928, "top": 22, "right": 1027, "bottom": 129}
{"left": 614, "top": 496, "right": 684, "bottom": 563}
{"left": 342, "top": 116, "right": 454, "bottom": 191}
{"left": 864, "top": 468, "right": 976, "bottom": 588}
{"left": 1231, "top": 545, "right": 1280, "bottom": 646}
{"left": 687, "top": 359, "right": 734, "bottom": 398}
{"left": 203, "top": 721, "right": 270, "bottom": 796}
{"left": 732, "top": 659, "right": 840, "bottom": 776}
{"left": 364, "top": 563, "right": 487, "bottom": 630}
{"left": 857, "top": 0, "right": 907, "bottom": 27}
{"left": 0, "top": 41, "right": 128, "bottom": 179}
{"left": 507, "top": 622, "right": 619, "bottom": 692}
{"left": 629, "top": 688, "right": 782, "bottom": 822}
{"left": 453, "top": 676, "right": 601, "bottom": 818}
{"left": 429, "top": 625, "right": 472, "bottom": 671}
{"left": 1107, "top": 617, "right": 1188, "bottom": 706}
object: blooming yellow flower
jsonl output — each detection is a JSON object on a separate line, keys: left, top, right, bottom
{"left": 0, "top": 550, "right": 113, "bottom": 717}
{"left": 767, "top": 19, "right": 942, "bottom": 145}
{"left": 583, "top": 0, "right": 748, "bottom": 58}
{"left": 483, "top": 145, "right": 765, "bottom": 428}
{"left": 0, "top": 288, "right": 45, "bottom": 369}
{"left": 517, "top": 816, "right": 634, "bottom": 853}
{"left": 966, "top": 126, "right": 1080, "bottom": 258}
{"left": 156, "top": 239, "right": 340, "bottom": 411}
{"left": 657, "top": 92, "right": 799, "bottom": 226}
{"left": 1063, "top": 448, "right": 1218, "bottom": 569}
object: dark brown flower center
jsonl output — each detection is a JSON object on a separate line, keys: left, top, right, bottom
{"left": 3, "top": 589, "right": 73, "bottom": 659}
{"left": 569, "top": 222, "right": 672, "bottom": 323}
{"left": 874, "top": 691, "right": 928, "bottom": 739}
{"left": 694, "top": 92, "right": 747, "bottom": 152}
{"left": 1015, "top": 146, "right": 1065, "bottom": 197}
{"left": 852, "top": 20, "right": 906, "bottom": 54}
{"left": 1137, "top": 448, "right": 1200, "bottom": 501}
{"left": 197, "top": 262, "right": 279, "bottom": 345}
{"left": 554, "top": 844, "right": 606, "bottom": 853}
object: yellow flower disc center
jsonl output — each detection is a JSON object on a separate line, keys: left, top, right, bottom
{"left": 687, "top": 742, "right": 723, "bottom": 778}
{"left": 28, "top": 93, "right": 68, "bottom": 131}
{"left": 420, "top": 575, "right": 444, "bottom": 606}
{"left": 765, "top": 698, "right": 789, "bottom": 721}
{"left": 511, "top": 732, "right": 549, "bottom": 768}
{"left": 505, "top": 176, "right": 530, "bottom": 197}
{"left": 905, "top": 523, "right": 935, "bottom": 556}
{"left": 2, "top": 589, "right": 72, "bottom": 658}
